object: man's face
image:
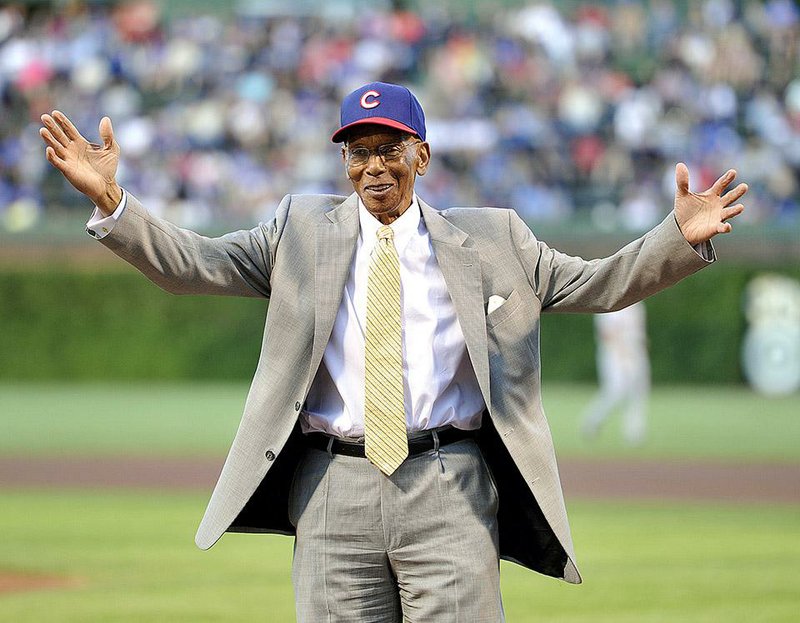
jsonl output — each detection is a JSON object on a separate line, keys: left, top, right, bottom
{"left": 342, "top": 126, "right": 430, "bottom": 224}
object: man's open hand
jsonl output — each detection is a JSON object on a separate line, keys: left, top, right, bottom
{"left": 40, "top": 111, "right": 122, "bottom": 215}
{"left": 674, "top": 162, "right": 747, "bottom": 246}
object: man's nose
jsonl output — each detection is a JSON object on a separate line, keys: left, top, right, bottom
{"left": 364, "top": 153, "right": 387, "bottom": 175}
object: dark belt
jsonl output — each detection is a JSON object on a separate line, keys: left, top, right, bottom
{"left": 303, "top": 426, "right": 476, "bottom": 458}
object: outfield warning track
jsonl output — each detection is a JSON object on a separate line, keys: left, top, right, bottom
{"left": 1, "top": 456, "right": 798, "bottom": 504}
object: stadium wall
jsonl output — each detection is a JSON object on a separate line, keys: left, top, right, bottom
{"left": 2, "top": 264, "right": 797, "bottom": 384}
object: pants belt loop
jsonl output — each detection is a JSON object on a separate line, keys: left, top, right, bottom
{"left": 326, "top": 436, "right": 334, "bottom": 458}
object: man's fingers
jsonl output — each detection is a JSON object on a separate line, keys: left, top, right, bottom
{"left": 717, "top": 221, "right": 732, "bottom": 234}
{"left": 39, "top": 128, "right": 69, "bottom": 158}
{"left": 45, "top": 146, "right": 67, "bottom": 171}
{"left": 675, "top": 162, "right": 690, "bottom": 196}
{"left": 52, "top": 110, "right": 83, "bottom": 142}
{"left": 721, "top": 183, "right": 748, "bottom": 206}
{"left": 40, "top": 114, "right": 71, "bottom": 146}
{"left": 721, "top": 204, "right": 744, "bottom": 222}
{"left": 99, "top": 116, "right": 115, "bottom": 149}
{"left": 711, "top": 169, "right": 737, "bottom": 195}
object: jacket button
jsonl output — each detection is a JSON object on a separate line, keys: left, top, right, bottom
{"left": 265, "top": 450, "right": 275, "bottom": 461}
{"left": 295, "top": 402, "right": 301, "bottom": 411}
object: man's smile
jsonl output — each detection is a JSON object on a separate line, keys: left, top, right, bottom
{"left": 365, "top": 183, "right": 393, "bottom": 195}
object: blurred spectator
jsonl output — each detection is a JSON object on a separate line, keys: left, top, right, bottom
{"left": 582, "top": 301, "right": 651, "bottom": 447}
{"left": 1, "top": 0, "right": 798, "bottom": 231}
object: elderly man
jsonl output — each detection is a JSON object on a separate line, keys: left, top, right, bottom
{"left": 40, "top": 81, "right": 747, "bottom": 622}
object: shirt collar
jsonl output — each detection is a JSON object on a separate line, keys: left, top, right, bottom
{"left": 358, "top": 195, "right": 421, "bottom": 248}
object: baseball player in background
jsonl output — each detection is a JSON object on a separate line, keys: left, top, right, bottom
{"left": 582, "top": 301, "right": 651, "bottom": 446}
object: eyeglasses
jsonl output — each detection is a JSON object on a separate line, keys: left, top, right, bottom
{"left": 345, "top": 139, "right": 421, "bottom": 167}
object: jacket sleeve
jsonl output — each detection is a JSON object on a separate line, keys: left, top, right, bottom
{"left": 508, "top": 210, "right": 715, "bottom": 313}
{"left": 97, "top": 192, "right": 292, "bottom": 298}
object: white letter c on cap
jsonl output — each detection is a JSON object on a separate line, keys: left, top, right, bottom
{"left": 360, "top": 90, "right": 380, "bottom": 109}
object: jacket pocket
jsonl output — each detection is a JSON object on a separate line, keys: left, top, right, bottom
{"left": 486, "top": 289, "right": 521, "bottom": 328}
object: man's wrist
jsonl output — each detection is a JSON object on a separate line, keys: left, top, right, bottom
{"left": 93, "top": 182, "right": 123, "bottom": 216}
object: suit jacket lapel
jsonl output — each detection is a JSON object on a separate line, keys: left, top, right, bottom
{"left": 419, "top": 199, "right": 491, "bottom": 408}
{"left": 308, "top": 193, "right": 359, "bottom": 391}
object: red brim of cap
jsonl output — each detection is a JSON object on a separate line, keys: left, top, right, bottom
{"left": 331, "top": 117, "right": 418, "bottom": 143}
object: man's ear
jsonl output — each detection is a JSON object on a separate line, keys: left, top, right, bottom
{"left": 341, "top": 146, "right": 351, "bottom": 179}
{"left": 416, "top": 142, "right": 431, "bottom": 176}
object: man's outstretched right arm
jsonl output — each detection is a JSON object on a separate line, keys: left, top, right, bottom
{"left": 40, "top": 111, "right": 277, "bottom": 298}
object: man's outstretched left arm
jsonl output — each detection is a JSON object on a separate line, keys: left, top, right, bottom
{"left": 509, "top": 163, "right": 748, "bottom": 313}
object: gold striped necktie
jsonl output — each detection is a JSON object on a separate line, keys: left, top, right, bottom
{"left": 364, "top": 224, "right": 408, "bottom": 476}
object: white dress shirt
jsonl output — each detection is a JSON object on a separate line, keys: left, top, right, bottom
{"left": 302, "top": 196, "right": 485, "bottom": 437}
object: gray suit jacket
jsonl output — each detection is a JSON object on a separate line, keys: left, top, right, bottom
{"left": 100, "top": 191, "right": 713, "bottom": 584}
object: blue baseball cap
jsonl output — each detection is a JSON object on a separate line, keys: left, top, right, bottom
{"left": 331, "top": 81, "right": 426, "bottom": 143}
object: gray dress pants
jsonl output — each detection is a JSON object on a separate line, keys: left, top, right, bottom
{"left": 289, "top": 437, "right": 504, "bottom": 622}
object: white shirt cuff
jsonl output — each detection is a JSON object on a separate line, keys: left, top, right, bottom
{"left": 86, "top": 189, "right": 127, "bottom": 239}
{"left": 693, "top": 241, "right": 712, "bottom": 261}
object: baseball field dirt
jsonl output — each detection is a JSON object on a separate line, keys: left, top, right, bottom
{"left": 1, "top": 455, "right": 798, "bottom": 503}
{"left": 0, "top": 571, "right": 81, "bottom": 595}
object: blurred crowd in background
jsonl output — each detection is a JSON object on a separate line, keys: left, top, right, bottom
{"left": 1, "top": 0, "right": 799, "bottom": 232}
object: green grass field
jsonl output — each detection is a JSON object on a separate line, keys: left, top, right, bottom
{"left": 1, "top": 382, "right": 799, "bottom": 622}
{"left": 1, "top": 492, "right": 797, "bottom": 622}
{"left": 2, "top": 382, "right": 798, "bottom": 462}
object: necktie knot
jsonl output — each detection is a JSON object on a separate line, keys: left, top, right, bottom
{"left": 377, "top": 225, "right": 394, "bottom": 242}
